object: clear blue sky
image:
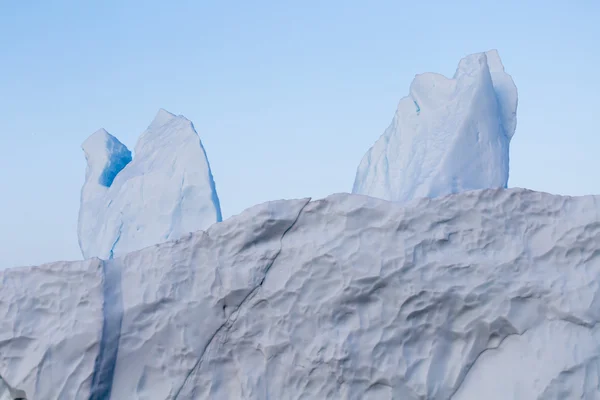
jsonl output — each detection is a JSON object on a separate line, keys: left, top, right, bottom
{"left": 1, "top": 0, "right": 599, "bottom": 268}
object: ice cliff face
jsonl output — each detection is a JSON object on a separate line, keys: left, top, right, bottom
{"left": 78, "top": 109, "right": 222, "bottom": 260}
{"left": 3, "top": 188, "right": 600, "bottom": 399}
{"left": 353, "top": 50, "right": 518, "bottom": 202}
{"left": 0, "top": 259, "right": 104, "bottom": 399}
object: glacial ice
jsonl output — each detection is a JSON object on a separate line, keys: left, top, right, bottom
{"left": 0, "top": 259, "right": 105, "bottom": 399}
{"left": 3, "top": 188, "right": 600, "bottom": 399}
{"left": 0, "top": 375, "right": 26, "bottom": 400}
{"left": 352, "top": 50, "right": 518, "bottom": 202}
{"left": 78, "top": 109, "right": 222, "bottom": 260}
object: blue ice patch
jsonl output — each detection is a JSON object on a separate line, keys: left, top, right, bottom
{"left": 414, "top": 101, "right": 421, "bottom": 114}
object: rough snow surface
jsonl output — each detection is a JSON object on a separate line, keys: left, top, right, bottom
{"left": 0, "top": 259, "right": 104, "bottom": 399}
{"left": 352, "top": 49, "right": 518, "bottom": 202}
{"left": 0, "top": 374, "right": 27, "bottom": 400}
{"left": 78, "top": 108, "right": 222, "bottom": 260}
{"left": 3, "top": 188, "right": 600, "bottom": 399}
{"left": 110, "top": 198, "right": 309, "bottom": 399}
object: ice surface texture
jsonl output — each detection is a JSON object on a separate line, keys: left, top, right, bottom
{"left": 3, "top": 188, "right": 600, "bottom": 399}
{"left": 78, "top": 109, "right": 222, "bottom": 260}
{"left": 353, "top": 50, "right": 518, "bottom": 202}
{"left": 0, "top": 259, "right": 104, "bottom": 399}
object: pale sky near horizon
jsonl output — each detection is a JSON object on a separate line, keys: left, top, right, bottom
{"left": 1, "top": 0, "right": 599, "bottom": 268}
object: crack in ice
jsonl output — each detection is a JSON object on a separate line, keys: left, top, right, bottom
{"left": 108, "top": 219, "right": 124, "bottom": 260}
{"left": 88, "top": 259, "right": 124, "bottom": 400}
{"left": 172, "top": 199, "right": 311, "bottom": 399}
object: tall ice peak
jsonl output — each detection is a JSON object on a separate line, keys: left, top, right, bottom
{"left": 78, "top": 108, "right": 222, "bottom": 260}
{"left": 352, "top": 49, "right": 518, "bottom": 202}
{"left": 151, "top": 108, "right": 176, "bottom": 127}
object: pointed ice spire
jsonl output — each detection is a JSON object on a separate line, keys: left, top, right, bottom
{"left": 148, "top": 108, "right": 176, "bottom": 129}
{"left": 78, "top": 109, "right": 222, "bottom": 260}
{"left": 352, "top": 50, "right": 518, "bottom": 202}
{"left": 81, "top": 128, "right": 132, "bottom": 195}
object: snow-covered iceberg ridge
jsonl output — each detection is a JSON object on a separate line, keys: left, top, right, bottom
{"left": 78, "top": 109, "right": 222, "bottom": 260}
{"left": 353, "top": 49, "right": 518, "bottom": 202}
{"left": 3, "top": 188, "right": 600, "bottom": 399}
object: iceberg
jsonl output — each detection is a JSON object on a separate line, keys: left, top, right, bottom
{"left": 3, "top": 189, "right": 600, "bottom": 399}
{"left": 352, "top": 50, "right": 518, "bottom": 202}
{"left": 78, "top": 109, "right": 222, "bottom": 260}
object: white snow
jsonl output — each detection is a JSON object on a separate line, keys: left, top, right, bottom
{"left": 352, "top": 49, "right": 518, "bottom": 202}
{"left": 78, "top": 109, "right": 222, "bottom": 260}
{"left": 3, "top": 188, "right": 600, "bottom": 399}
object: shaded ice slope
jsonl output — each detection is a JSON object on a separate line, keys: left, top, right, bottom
{"left": 353, "top": 50, "right": 518, "bottom": 202}
{"left": 0, "top": 375, "right": 26, "bottom": 400}
{"left": 0, "top": 198, "right": 309, "bottom": 400}
{"left": 3, "top": 188, "right": 600, "bottom": 399}
{"left": 78, "top": 109, "right": 222, "bottom": 260}
{"left": 109, "top": 198, "right": 310, "bottom": 399}
{"left": 0, "top": 259, "right": 105, "bottom": 399}
{"left": 176, "top": 189, "right": 600, "bottom": 399}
